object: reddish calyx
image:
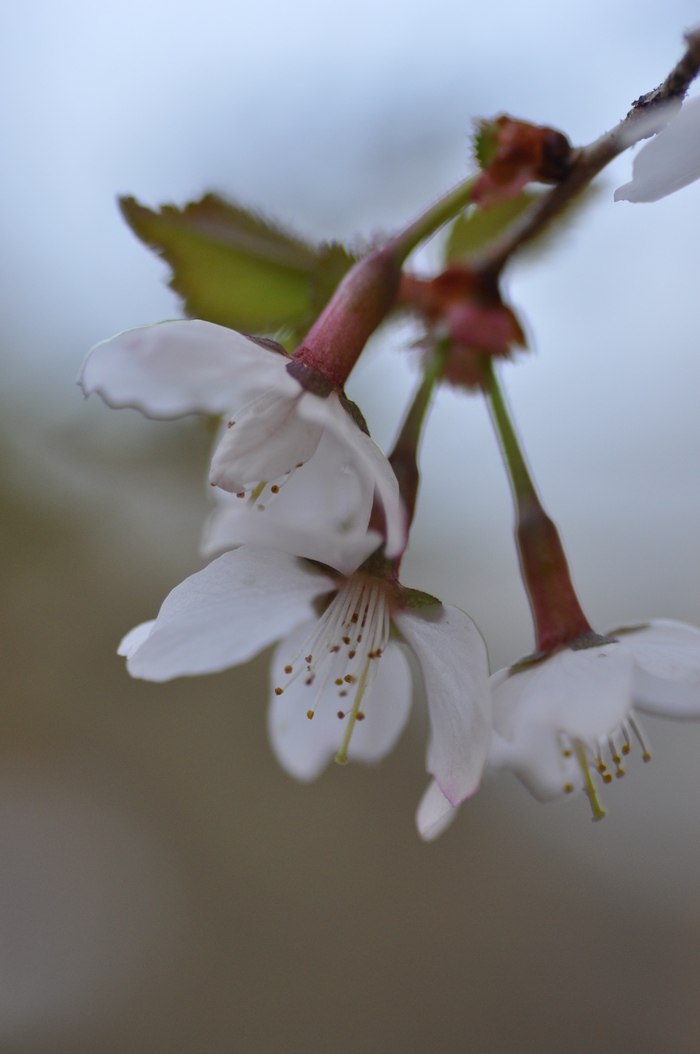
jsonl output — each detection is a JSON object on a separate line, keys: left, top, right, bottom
{"left": 292, "top": 247, "right": 401, "bottom": 389}
{"left": 399, "top": 267, "right": 526, "bottom": 388}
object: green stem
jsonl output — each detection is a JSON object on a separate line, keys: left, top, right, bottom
{"left": 386, "top": 177, "right": 477, "bottom": 266}
{"left": 388, "top": 344, "right": 448, "bottom": 539}
{"left": 481, "top": 357, "right": 592, "bottom": 653}
{"left": 481, "top": 357, "right": 537, "bottom": 508}
{"left": 293, "top": 178, "right": 475, "bottom": 387}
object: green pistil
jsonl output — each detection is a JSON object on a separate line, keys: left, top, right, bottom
{"left": 574, "top": 742, "right": 607, "bottom": 822}
{"left": 334, "top": 660, "right": 371, "bottom": 766}
{"left": 247, "top": 480, "right": 266, "bottom": 505}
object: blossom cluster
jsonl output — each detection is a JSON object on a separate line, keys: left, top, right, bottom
{"left": 81, "top": 67, "right": 700, "bottom": 840}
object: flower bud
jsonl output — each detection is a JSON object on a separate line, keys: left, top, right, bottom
{"left": 472, "top": 115, "right": 573, "bottom": 208}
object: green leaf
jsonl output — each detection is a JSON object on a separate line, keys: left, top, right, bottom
{"left": 446, "top": 183, "right": 603, "bottom": 265}
{"left": 446, "top": 192, "right": 540, "bottom": 262}
{"left": 473, "top": 120, "right": 501, "bottom": 170}
{"left": 119, "top": 195, "right": 356, "bottom": 340}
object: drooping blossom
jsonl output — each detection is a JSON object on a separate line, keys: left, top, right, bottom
{"left": 79, "top": 320, "right": 405, "bottom": 566}
{"left": 417, "top": 620, "right": 700, "bottom": 839}
{"left": 118, "top": 544, "right": 492, "bottom": 809}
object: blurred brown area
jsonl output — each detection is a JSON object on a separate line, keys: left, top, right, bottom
{"left": 2, "top": 412, "right": 700, "bottom": 1054}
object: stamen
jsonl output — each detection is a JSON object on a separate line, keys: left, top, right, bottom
{"left": 628, "top": 715, "right": 651, "bottom": 762}
{"left": 275, "top": 575, "right": 391, "bottom": 757}
{"left": 608, "top": 733, "right": 625, "bottom": 778}
{"left": 306, "top": 710, "right": 314, "bottom": 719}
{"left": 621, "top": 725, "right": 631, "bottom": 755}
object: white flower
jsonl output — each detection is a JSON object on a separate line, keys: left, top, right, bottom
{"left": 79, "top": 320, "right": 405, "bottom": 569}
{"left": 615, "top": 96, "right": 700, "bottom": 203}
{"left": 118, "top": 545, "right": 492, "bottom": 809}
{"left": 417, "top": 619, "right": 700, "bottom": 838}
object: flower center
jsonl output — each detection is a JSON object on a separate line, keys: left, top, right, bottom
{"left": 232, "top": 474, "right": 299, "bottom": 511}
{"left": 560, "top": 714, "right": 652, "bottom": 821}
{"left": 274, "top": 575, "right": 392, "bottom": 762}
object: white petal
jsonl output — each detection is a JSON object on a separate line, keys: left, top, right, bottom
{"left": 488, "top": 726, "right": 582, "bottom": 802}
{"left": 209, "top": 389, "right": 324, "bottom": 492}
{"left": 493, "top": 644, "right": 635, "bottom": 745}
{"left": 614, "top": 96, "right": 700, "bottom": 203}
{"left": 268, "top": 636, "right": 412, "bottom": 781}
{"left": 296, "top": 392, "right": 407, "bottom": 558}
{"left": 79, "top": 320, "right": 289, "bottom": 418}
{"left": 203, "top": 504, "right": 382, "bottom": 576}
{"left": 616, "top": 620, "right": 700, "bottom": 717}
{"left": 117, "top": 620, "right": 156, "bottom": 657}
{"left": 124, "top": 548, "right": 333, "bottom": 681}
{"left": 395, "top": 604, "right": 491, "bottom": 807}
{"left": 201, "top": 427, "right": 381, "bottom": 574}
{"left": 415, "top": 780, "right": 460, "bottom": 841}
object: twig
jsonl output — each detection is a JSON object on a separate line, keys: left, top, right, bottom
{"left": 474, "top": 26, "right": 700, "bottom": 280}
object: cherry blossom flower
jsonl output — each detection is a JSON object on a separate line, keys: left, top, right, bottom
{"left": 416, "top": 620, "right": 700, "bottom": 839}
{"left": 79, "top": 320, "right": 405, "bottom": 566}
{"left": 118, "top": 545, "right": 491, "bottom": 808}
{"left": 615, "top": 96, "right": 700, "bottom": 203}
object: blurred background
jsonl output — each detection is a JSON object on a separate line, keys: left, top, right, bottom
{"left": 3, "top": 0, "right": 700, "bottom": 1049}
